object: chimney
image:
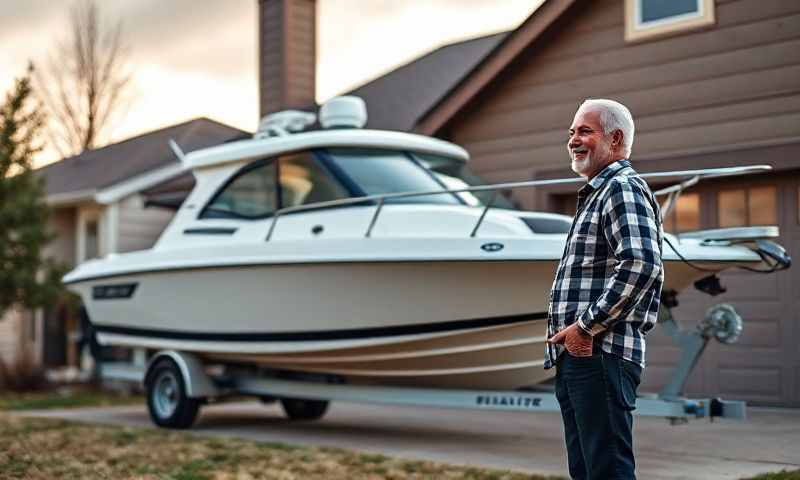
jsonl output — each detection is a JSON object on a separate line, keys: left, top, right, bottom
{"left": 258, "top": 0, "right": 317, "bottom": 118}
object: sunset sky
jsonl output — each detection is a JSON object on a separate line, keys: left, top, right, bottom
{"left": 0, "top": 1, "right": 541, "bottom": 165}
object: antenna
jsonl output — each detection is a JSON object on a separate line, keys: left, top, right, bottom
{"left": 168, "top": 139, "right": 187, "bottom": 167}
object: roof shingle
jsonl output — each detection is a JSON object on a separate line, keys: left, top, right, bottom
{"left": 35, "top": 118, "right": 248, "bottom": 197}
{"left": 345, "top": 32, "right": 509, "bottom": 132}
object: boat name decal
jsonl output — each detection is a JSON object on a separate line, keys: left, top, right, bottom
{"left": 475, "top": 394, "right": 542, "bottom": 409}
{"left": 480, "top": 242, "right": 504, "bottom": 252}
{"left": 93, "top": 283, "right": 138, "bottom": 300}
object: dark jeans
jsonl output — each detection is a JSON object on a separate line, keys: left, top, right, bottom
{"left": 555, "top": 347, "right": 642, "bottom": 480}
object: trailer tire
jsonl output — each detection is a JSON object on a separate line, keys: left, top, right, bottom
{"left": 146, "top": 358, "right": 200, "bottom": 429}
{"left": 280, "top": 397, "right": 329, "bottom": 421}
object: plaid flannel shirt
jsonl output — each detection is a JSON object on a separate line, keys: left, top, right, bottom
{"left": 545, "top": 160, "right": 663, "bottom": 369}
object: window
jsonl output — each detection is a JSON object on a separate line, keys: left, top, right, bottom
{"left": 718, "top": 190, "right": 746, "bottom": 228}
{"left": 625, "top": 0, "right": 715, "bottom": 42}
{"left": 415, "top": 153, "right": 516, "bottom": 209}
{"left": 85, "top": 219, "right": 99, "bottom": 260}
{"left": 749, "top": 186, "right": 777, "bottom": 226}
{"left": 279, "top": 152, "right": 350, "bottom": 207}
{"left": 717, "top": 186, "right": 777, "bottom": 227}
{"left": 202, "top": 161, "right": 277, "bottom": 219}
{"left": 326, "top": 148, "right": 461, "bottom": 205}
{"left": 663, "top": 192, "right": 700, "bottom": 233}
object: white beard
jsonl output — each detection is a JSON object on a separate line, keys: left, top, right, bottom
{"left": 570, "top": 152, "right": 594, "bottom": 178}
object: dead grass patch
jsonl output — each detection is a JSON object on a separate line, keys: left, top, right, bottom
{"left": 0, "top": 413, "right": 564, "bottom": 479}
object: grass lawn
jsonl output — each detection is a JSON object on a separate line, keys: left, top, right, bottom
{"left": 743, "top": 471, "right": 800, "bottom": 480}
{"left": 0, "top": 413, "right": 566, "bottom": 480}
{"left": 1, "top": 392, "right": 796, "bottom": 479}
{"left": 0, "top": 386, "right": 142, "bottom": 411}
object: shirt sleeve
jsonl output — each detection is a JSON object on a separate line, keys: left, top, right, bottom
{"left": 577, "top": 178, "right": 663, "bottom": 336}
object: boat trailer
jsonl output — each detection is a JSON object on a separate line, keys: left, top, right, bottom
{"left": 99, "top": 301, "right": 747, "bottom": 429}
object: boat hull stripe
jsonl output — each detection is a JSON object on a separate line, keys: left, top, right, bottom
{"left": 93, "top": 311, "right": 547, "bottom": 342}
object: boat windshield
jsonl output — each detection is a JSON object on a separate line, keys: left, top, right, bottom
{"left": 324, "top": 148, "right": 517, "bottom": 208}
{"left": 325, "top": 148, "right": 461, "bottom": 205}
{"left": 414, "top": 153, "right": 517, "bottom": 209}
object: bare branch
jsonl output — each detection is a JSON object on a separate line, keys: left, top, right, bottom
{"left": 32, "top": 0, "right": 132, "bottom": 157}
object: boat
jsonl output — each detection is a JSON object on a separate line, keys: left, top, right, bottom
{"left": 62, "top": 96, "right": 790, "bottom": 391}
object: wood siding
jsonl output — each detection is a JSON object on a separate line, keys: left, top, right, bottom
{"left": 447, "top": 0, "right": 800, "bottom": 182}
{"left": 444, "top": 0, "right": 800, "bottom": 406}
{"left": 117, "top": 194, "right": 174, "bottom": 253}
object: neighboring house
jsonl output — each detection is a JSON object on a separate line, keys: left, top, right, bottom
{"left": 6, "top": 0, "right": 797, "bottom": 406}
{"left": 0, "top": 118, "right": 246, "bottom": 371}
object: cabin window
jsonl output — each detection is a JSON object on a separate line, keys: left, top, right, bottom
{"left": 327, "top": 148, "right": 461, "bottom": 205}
{"left": 278, "top": 151, "right": 350, "bottom": 208}
{"left": 201, "top": 161, "right": 278, "bottom": 219}
{"left": 718, "top": 186, "right": 777, "bottom": 227}
{"left": 625, "top": 0, "right": 714, "bottom": 42}
{"left": 663, "top": 192, "right": 700, "bottom": 233}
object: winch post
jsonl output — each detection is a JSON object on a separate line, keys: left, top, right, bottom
{"left": 657, "top": 305, "right": 709, "bottom": 400}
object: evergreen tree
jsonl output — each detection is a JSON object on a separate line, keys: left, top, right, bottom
{"left": 0, "top": 68, "right": 65, "bottom": 314}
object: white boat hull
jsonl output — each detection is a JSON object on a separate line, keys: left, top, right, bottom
{"left": 71, "top": 260, "right": 557, "bottom": 389}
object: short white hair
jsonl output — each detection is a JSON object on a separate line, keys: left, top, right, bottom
{"left": 579, "top": 99, "right": 635, "bottom": 156}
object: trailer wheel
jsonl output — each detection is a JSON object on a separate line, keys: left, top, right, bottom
{"left": 146, "top": 359, "right": 200, "bottom": 429}
{"left": 280, "top": 397, "right": 329, "bottom": 421}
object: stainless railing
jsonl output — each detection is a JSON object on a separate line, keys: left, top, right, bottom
{"left": 264, "top": 165, "right": 772, "bottom": 241}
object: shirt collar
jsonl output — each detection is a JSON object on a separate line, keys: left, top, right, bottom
{"left": 579, "top": 159, "right": 631, "bottom": 196}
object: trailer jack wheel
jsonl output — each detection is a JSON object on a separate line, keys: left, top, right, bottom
{"left": 146, "top": 358, "right": 200, "bottom": 429}
{"left": 701, "top": 304, "right": 743, "bottom": 344}
{"left": 280, "top": 397, "right": 329, "bottom": 421}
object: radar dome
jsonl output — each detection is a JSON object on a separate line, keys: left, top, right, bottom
{"left": 319, "top": 96, "right": 367, "bottom": 129}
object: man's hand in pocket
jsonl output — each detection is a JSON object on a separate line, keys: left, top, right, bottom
{"left": 548, "top": 323, "right": 593, "bottom": 357}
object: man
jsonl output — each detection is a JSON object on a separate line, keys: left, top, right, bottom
{"left": 546, "top": 99, "right": 663, "bottom": 480}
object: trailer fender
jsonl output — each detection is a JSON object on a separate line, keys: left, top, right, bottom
{"left": 145, "top": 351, "right": 219, "bottom": 398}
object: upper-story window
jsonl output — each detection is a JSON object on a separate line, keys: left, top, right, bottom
{"left": 625, "top": 0, "right": 715, "bottom": 42}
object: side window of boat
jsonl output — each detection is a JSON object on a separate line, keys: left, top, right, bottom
{"left": 200, "top": 160, "right": 278, "bottom": 219}
{"left": 279, "top": 151, "right": 350, "bottom": 207}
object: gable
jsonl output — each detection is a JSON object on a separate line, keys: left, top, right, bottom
{"left": 440, "top": 0, "right": 800, "bottom": 186}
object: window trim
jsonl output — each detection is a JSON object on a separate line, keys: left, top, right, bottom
{"left": 624, "top": 0, "right": 715, "bottom": 43}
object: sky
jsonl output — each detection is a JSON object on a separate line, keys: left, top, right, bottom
{"left": 0, "top": 0, "right": 541, "bottom": 165}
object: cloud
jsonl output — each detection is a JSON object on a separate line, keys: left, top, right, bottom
{"left": 3, "top": 0, "right": 541, "bottom": 160}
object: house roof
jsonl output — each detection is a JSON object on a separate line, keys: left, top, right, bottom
{"left": 35, "top": 118, "right": 248, "bottom": 199}
{"left": 345, "top": 31, "right": 509, "bottom": 132}
{"left": 416, "top": 0, "right": 578, "bottom": 135}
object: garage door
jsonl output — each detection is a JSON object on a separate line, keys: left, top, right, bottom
{"left": 643, "top": 172, "right": 799, "bottom": 407}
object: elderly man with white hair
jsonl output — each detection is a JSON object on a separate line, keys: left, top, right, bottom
{"left": 546, "top": 99, "right": 664, "bottom": 479}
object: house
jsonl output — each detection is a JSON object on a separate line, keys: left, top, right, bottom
{"left": 7, "top": 0, "right": 798, "bottom": 406}
{"left": 259, "top": 0, "right": 800, "bottom": 407}
{"left": 0, "top": 119, "right": 246, "bottom": 371}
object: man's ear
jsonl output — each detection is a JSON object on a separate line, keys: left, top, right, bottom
{"left": 612, "top": 130, "right": 624, "bottom": 151}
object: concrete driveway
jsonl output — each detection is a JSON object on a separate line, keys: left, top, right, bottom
{"left": 21, "top": 400, "right": 800, "bottom": 479}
